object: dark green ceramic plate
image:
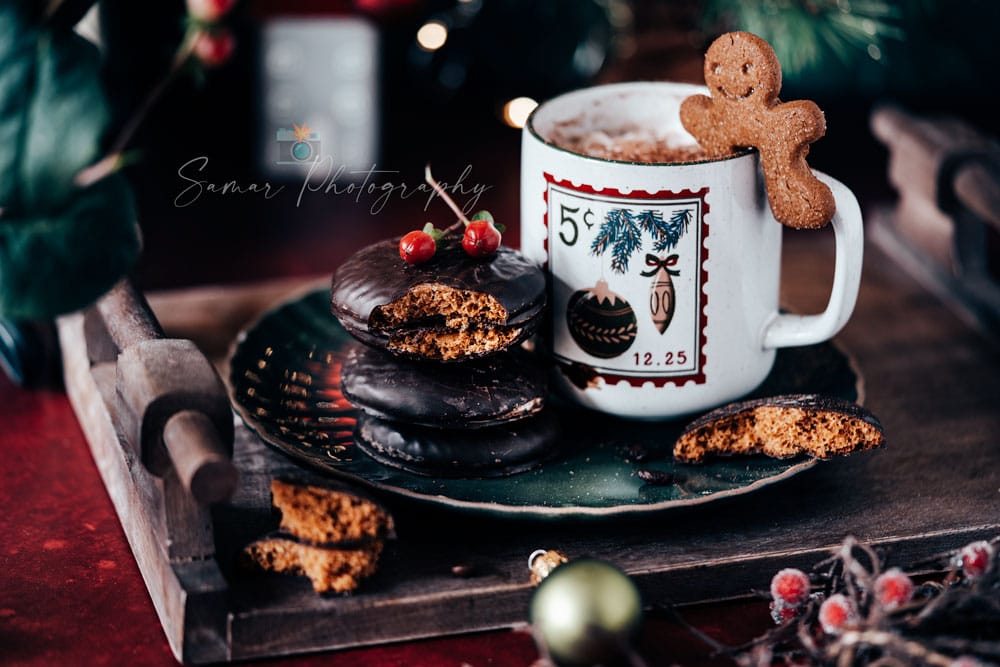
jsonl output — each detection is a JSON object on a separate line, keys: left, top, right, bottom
{"left": 228, "top": 289, "right": 862, "bottom": 519}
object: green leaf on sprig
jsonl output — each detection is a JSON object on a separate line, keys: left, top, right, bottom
{"left": 0, "top": 5, "right": 140, "bottom": 319}
{"left": 422, "top": 222, "right": 445, "bottom": 241}
{"left": 470, "top": 210, "right": 504, "bottom": 234}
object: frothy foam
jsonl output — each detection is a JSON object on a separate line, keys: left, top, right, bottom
{"left": 549, "top": 126, "right": 710, "bottom": 163}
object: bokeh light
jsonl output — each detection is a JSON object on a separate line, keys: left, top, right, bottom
{"left": 502, "top": 96, "right": 538, "bottom": 129}
{"left": 416, "top": 21, "right": 448, "bottom": 52}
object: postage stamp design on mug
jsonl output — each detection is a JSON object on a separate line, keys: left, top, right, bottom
{"left": 543, "top": 174, "right": 709, "bottom": 386}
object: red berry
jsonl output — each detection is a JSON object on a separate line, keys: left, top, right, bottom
{"left": 873, "top": 568, "right": 914, "bottom": 610}
{"left": 462, "top": 220, "right": 502, "bottom": 258}
{"left": 193, "top": 29, "right": 236, "bottom": 67}
{"left": 770, "top": 568, "right": 811, "bottom": 607}
{"left": 958, "top": 541, "right": 995, "bottom": 578}
{"left": 399, "top": 230, "right": 436, "bottom": 264}
{"left": 818, "top": 594, "right": 857, "bottom": 635}
{"left": 187, "top": 0, "right": 237, "bottom": 23}
{"left": 769, "top": 600, "right": 800, "bottom": 625}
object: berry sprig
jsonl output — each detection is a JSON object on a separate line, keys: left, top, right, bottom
{"left": 397, "top": 166, "right": 505, "bottom": 265}
{"left": 665, "top": 535, "right": 1000, "bottom": 666}
{"left": 76, "top": 0, "right": 239, "bottom": 187}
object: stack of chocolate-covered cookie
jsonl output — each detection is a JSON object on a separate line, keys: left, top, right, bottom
{"left": 330, "top": 236, "right": 556, "bottom": 478}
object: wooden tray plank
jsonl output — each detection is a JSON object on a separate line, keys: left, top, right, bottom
{"left": 57, "top": 313, "right": 229, "bottom": 664}
{"left": 204, "top": 405, "right": 1000, "bottom": 662}
{"left": 60, "top": 231, "right": 1000, "bottom": 663}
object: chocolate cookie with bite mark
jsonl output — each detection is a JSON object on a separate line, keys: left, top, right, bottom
{"left": 330, "top": 236, "right": 546, "bottom": 361}
{"left": 341, "top": 343, "right": 547, "bottom": 429}
{"left": 354, "top": 411, "right": 560, "bottom": 478}
{"left": 673, "top": 394, "right": 884, "bottom": 463}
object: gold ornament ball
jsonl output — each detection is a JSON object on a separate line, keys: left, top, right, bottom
{"left": 529, "top": 559, "right": 643, "bottom": 666}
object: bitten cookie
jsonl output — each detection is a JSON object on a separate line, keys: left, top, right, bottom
{"left": 680, "top": 31, "right": 836, "bottom": 229}
{"left": 330, "top": 236, "right": 546, "bottom": 361}
{"left": 673, "top": 394, "right": 884, "bottom": 463}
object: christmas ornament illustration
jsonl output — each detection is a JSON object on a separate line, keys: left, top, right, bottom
{"left": 640, "top": 254, "right": 680, "bottom": 334}
{"left": 566, "top": 279, "right": 638, "bottom": 359}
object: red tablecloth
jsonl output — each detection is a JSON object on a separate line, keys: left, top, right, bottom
{"left": 0, "top": 371, "right": 767, "bottom": 666}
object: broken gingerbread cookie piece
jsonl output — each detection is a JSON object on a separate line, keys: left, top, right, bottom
{"left": 330, "top": 236, "right": 546, "bottom": 361}
{"left": 673, "top": 394, "right": 884, "bottom": 464}
{"left": 269, "top": 478, "right": 394, "bottom": 545}
{"left": 240, "top": 479, "right": 393, "bottom": 594}
{"left": 241, "top": 536, "right": 382, "bottom": 594}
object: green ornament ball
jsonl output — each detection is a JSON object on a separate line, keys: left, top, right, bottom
{"left": 529, "top": 559, "right": 643, "bottom": 666}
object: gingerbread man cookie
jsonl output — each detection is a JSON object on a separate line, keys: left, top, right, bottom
{"left": 680, "top": 32, "right": 836, "bottom": 229}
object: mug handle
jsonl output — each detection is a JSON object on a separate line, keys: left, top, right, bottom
{"left": 762, "top": 172, "right": 864, "bottom": 349}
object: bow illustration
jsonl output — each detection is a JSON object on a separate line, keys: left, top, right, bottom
{"left": 639, "top": 254, "right": 680, "bottom": 277}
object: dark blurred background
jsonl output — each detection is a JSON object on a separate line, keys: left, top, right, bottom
{"left": 95, "top": 0, "right": 1000, "bottom": 290}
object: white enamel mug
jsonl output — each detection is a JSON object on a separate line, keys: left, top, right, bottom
{"left": 520, "top": 82, "right": 863, "bottom": 419}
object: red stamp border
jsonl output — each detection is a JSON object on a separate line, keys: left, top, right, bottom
{"left": 542, "top": 173, "right": 709, "bottom": 387}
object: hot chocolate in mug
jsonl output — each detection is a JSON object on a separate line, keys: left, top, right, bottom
{"left": 520, "top": 82, "right": 863, "bottom": 419}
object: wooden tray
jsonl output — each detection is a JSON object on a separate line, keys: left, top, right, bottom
{"left": 58, "top": 235, "right": 1000, "bottom": 663}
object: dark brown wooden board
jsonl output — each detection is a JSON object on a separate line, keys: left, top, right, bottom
{"left": 59, "top": 224, "right": 1000, "bottom": 664}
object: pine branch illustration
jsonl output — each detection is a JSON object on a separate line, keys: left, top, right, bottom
{"left": 610, "top": 215, "right": 643, "bottom": 273}
{"left": 635, "top": 209, "right": 666, "bottom": 237}
{"left": 592, "top": 208, "right": 686, "bottom": 273}
{"left": 590, "top": 209, "right": 630, "bottom": 257}
{"left": 652, "top": 208, "right": 692, "bottom": 252}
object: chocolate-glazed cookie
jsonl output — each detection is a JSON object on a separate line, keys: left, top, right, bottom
{"left": 354, "top": 411, "right": 560, "bottom": 478}
{"left": 673, "top": 394, "right": 885, "bottom": 463}
{"left": 341, "top": 343, "right": 546, "bottom": 429}
{"left": 330, "top": 236, "right": 546, "bottom": 361}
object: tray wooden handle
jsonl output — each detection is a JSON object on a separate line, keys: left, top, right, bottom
{"left": 164, "top": 410, "right": 238, "bottom": 505}
{"left": 95, "top": 280, "right": 238, "bottom": 504}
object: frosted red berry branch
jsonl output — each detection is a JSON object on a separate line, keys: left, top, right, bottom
{"left": 666, "top": 535, "right": 1000, "bottom": 666}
